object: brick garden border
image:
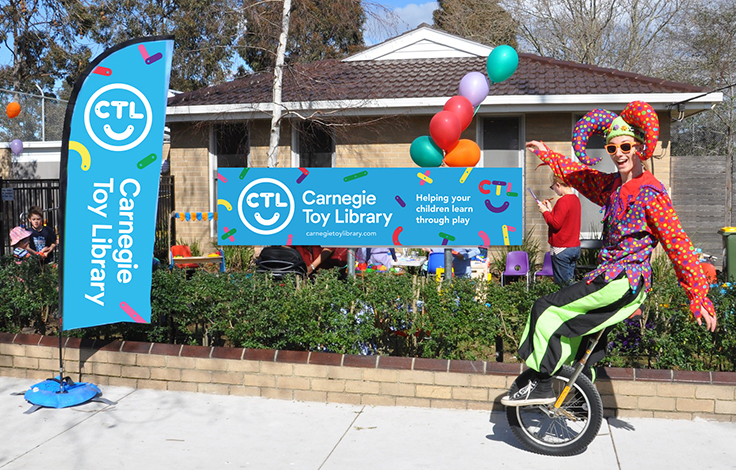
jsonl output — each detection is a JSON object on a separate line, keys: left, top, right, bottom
{"left": 1, "top": 332, "right": 735, "bottom": 421}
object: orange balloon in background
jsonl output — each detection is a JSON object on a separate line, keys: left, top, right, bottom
{"left": 444, "top": 139, "right": 481, "bottom": 167}
{"left": 6, "top": 101, "right": 21, "bottom": 118}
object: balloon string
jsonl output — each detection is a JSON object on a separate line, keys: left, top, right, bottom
{"left": 473, "top": 104, "right": 481, "bottom": 118}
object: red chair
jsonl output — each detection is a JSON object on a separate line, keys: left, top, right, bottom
{"left": 169, "top": 245, "right": 199, "bottom": 269}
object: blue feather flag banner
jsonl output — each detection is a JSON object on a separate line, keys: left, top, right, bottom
{"left": 59, "top": 37, "right": 174, "bottom": 330}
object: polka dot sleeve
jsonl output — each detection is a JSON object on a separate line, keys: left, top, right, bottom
{"left": 645, "top": 192, "right": 715, "bottom": 319}
{"left": 534, "top": 148, "right": 617, "bottom": 206}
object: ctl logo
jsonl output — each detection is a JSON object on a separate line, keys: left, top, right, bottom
{"left": 83, "top": 83, "right": 153, "bottom": 152}
{"left": 238, "top": 178, "right": 295, "bottom": 235}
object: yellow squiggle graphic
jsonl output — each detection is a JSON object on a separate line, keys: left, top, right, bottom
{"left": 69, "top": 141, "right": 91, "bottom": 171}
{"left": 217, "top": 199, "right": 233, "bottom": 211}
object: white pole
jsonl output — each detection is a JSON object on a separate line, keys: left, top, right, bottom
{"left": 267, "top": 0, "right": 292, "bottom": 168}
{"left": 34, "top": 84, "right": 45, "bottom": 141}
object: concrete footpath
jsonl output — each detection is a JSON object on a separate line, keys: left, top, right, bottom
{"left": 1, "top": 375, "right": 735, "bottom": 470}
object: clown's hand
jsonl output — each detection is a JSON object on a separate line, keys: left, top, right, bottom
{"left": 526, "top": 140, "right": 550, "bottom": 155}
{"left": 696, "top": 306, "right": 717, "bottom": 332}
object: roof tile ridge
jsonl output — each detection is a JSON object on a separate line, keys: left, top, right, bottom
{"left": 519, "top": 52, "right": 703, "bottom": 91}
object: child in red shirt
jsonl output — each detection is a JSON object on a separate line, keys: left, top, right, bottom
{"left": 539, "top": 175, "right": 581, "bottom": 285}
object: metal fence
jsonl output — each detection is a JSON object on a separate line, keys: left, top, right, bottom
{"left": 0, "top": 89, "right": 67, "bottom": 142}
{"left": 1, "top": 175, "right": 175, "bottom": 259}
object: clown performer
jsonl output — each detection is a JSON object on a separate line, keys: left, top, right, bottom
{"left": 502, "top": 101, "right": 717, "bottom": 406}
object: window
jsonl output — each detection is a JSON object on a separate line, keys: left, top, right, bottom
{"left": 298, "top": 121, "right": 334, "bottom": 167}
{"left": 214, "top": 123, "right": 249, "bottom": 167}
{"left": 576, "top": 132, "right": 615, "bottom": 238}
{"left": 481, "top": 116, "right": 522, "bottom": 168}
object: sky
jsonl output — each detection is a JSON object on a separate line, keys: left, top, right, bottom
{"left": 365, "top": 1, "right": 439, "bottom": 45}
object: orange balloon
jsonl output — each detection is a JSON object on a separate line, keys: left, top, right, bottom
{"left": 6, "top": 101, "right": 21, "bottom": 118}
{"left": 444, "top": 139, "right": 481, "bottom": 167}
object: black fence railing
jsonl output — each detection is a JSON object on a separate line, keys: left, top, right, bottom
{"left": 1, "top": 175, "right": 175, "bottom": 259}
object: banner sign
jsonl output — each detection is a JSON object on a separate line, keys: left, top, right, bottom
{"left": 216, "top": 167, "right": 522, "bottom": 247}
{"left": 59, "top": 37, "right": 174, "bottom": 330}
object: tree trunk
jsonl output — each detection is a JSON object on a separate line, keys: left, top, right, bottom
{"left": 267, "top": 0, "right": 293, "bottom": 168}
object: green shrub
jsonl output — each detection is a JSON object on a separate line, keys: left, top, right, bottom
{"left": 1, "top": 253, "right": 733, "bottom": 371}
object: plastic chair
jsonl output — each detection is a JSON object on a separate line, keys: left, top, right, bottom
{"left": 501, "top": 251, "right": 530, "bottom": 289}
{"left": 535, "top": 252, "right": 554, "bottom": 279}
{"left": 427, "top": 252, "right": 445, "bottom": 275}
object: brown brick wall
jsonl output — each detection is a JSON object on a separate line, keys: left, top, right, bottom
{"left": 2, "top": 333, "right": 734, "bottom": 420}
{"left": 169, "top": 112, "right": 673, "bottom": 252}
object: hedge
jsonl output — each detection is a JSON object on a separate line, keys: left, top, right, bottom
{"left": 1, "top": 254, "right": 735, "bottom": 371}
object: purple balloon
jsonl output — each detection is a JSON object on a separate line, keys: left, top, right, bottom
{"left": 10, "top": 139, "right": 23, "bottom": 155}
{"left": 458, "top": 72, "right": 490, "bottom": 107}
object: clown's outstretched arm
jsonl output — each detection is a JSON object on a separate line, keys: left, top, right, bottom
{"left": 526, "top": 141, "right": 617, "bottom": 207}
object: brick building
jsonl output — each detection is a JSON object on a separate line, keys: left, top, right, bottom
{"left": 165, "top": 25, "right": 723, "bottom": 252}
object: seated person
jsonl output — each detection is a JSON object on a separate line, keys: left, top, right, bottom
{"left": 452, "top": 247, "right": 482, "bottom": 278}
{"left": 295, "top": 246, "right": 348, "bottom": 276}
{"left": 9, "top": 226, "right": 33, "bottom": 261}
{"left": 429, "top": 247, "right": 482, "bottom": 278}
{"left": 357, "top": 247, "right": 397, "bottom": 270}
{"left": 26, "top": 206, "right": 57, "bottom": 263}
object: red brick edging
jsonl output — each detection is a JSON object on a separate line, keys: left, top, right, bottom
{"left": 3, "top": 331, "right": 735, "bottom": 386}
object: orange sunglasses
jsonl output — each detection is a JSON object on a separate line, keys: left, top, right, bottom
{"left": 605, "top": 142, "right": 639, "bottom": 155}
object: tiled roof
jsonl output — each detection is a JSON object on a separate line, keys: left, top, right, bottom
{"left": 168, "top": 54, "right": 703, "bottom": 107}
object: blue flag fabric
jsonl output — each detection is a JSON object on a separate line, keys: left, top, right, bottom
{"left": 59, "top": 37, "right": 174, "bottom": 330}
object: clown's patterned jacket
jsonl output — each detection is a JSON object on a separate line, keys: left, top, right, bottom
{"left": 534, "top": 147, "right": 714, "bottom": 319}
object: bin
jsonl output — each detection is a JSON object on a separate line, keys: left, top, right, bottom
{"left": 718, "top": 227, "right": 736, "bottom": 281}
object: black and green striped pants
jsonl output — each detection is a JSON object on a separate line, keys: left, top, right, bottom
{"left": 518, "top": 273, "right": 646, "bottom": 375}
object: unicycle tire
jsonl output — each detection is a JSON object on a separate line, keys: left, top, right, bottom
{"left": 506, "top": 365, "right": 604, "bottom": 456}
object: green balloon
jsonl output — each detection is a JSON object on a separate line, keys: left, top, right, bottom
{"left": 410, "top": 136, "right": 444, "bottom": 167}
{"left": 486, "top": 45, "right": 519, "bottom": 84}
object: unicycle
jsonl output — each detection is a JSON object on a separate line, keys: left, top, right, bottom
{"left": 505, "top": 329, "right": 605, "bottom": 456}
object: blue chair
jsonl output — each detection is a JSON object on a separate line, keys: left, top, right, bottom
{"left": 501, "top": 251, "right": 530, "bottom": 289}
{"left": 535, "top": 252, "right": 554, "bottom": 280}
{"left": 427, "top": 252, "right": 445, "bottom": 274}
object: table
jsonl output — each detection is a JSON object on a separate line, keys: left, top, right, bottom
{"left": 393, "top": 256, "right": 427, "bottom": 268}
{"left": 393, "top": 256, "right": 427, "bottom": 274}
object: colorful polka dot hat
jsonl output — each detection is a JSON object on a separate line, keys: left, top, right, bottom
{"left": 572, "top": 101, "right": 660, "bottom": 166}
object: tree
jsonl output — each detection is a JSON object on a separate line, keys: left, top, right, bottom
{"left": 499, "top": 0, "right": 691, "bottom": 75}
{"left": 236, "top": 0, "right": 366, "bottom": 74}
{"left": 0, "top": 0, "right": 93, "bottom": 93}
{"left": 664, "top": 1, "right": 736, "bottom": 224}
{"left": 86, "top": 0, "right": 239, "bottom": 92}
{"left": 433, "top": 0, "right": 518, "bottom": 48}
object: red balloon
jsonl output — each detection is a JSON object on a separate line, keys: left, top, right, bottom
{"left": 444, "top": 139, "right": 481, "bottom": 167}
{"left": 443, "top": 96, "right": 474, "bottom": 130}
{"left": 429, "top": 111, "right": 462, "bottom": 151}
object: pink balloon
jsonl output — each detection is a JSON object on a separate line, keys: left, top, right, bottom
{"left": 429, "top": 111, "right": 462, "bottom": 151}
{"left": 443, "top": 96, "right": 474, "bottom": 131}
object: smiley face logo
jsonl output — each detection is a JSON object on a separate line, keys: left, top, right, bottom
{"left": 84, "top": 83, "right": 153, "bottom": 152}
{"left": 237, "top": 178, "right": 295, "bottom": 235}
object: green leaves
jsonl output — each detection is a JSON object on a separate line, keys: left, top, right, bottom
{"left": 3, "top": 254, "right": 735, "bottom": 371}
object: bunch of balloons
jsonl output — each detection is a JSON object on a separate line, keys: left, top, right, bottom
{"left": 410, "top": 45, "right": 519, "bottom": 168}
{"left": 5, "top": 101, "right": 23, "bottom": 155}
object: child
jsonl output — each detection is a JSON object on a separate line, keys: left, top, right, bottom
{"left": 9, "top": 226, "right": 33, "bottom": 261}
{"left": 26, "top": 206, "right": 57, "bottom": 263}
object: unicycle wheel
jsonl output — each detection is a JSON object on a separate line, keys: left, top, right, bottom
{"left": 506, "top": 365, "right": 604, "bottom": 456}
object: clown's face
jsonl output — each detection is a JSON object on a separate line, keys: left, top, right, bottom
{"left": 607, "top": 136, "right": 643, "bottom": 177}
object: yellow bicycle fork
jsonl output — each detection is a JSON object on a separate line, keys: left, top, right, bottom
{"left": 553, "top": 328, "right": 605, "bottom": 410}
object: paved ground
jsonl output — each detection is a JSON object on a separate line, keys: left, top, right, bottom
{"left": 1, "top": 375, "right": 735, "bottom": 469}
